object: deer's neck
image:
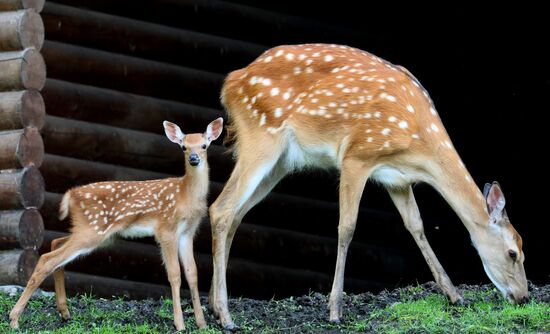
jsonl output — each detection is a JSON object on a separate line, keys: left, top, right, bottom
{"left": 180, "top": 161, "right": 210, "bottom": 201}
{"left": 430, "top": 154, "right": 490, "bottom": 233}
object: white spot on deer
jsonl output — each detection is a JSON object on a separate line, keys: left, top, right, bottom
{"left": 283, "top": 92, "right": 291, "bottom": 100}
{"left": 324, "top": 55, "right": 334, "bottom": 62}
{"left": 367, "top": 137, "right": 374, "bottom": 142}
{"left": 298, "top": 54, "right": 306, "bottom": 60}
{"left": 406, "top": 104, "right": 415, "bottom": 113}
{"left": 249, "top": 76, "right": 258, "bottom": 85}
{"left": 270, "top": 87, "right": 280, "bottom": 96}
{"left": 374, "top": 112, "right": 381, "bottom": 118}
{"left": 293, "top": 67, "right": 301, "bottom": 75}
{"left": 305, "top": 67, "right": 314, "bottom": 73}
{"left": 383, "top": 141, "right": 391, "bottom": 148}
{"left": 305, "top": 59, "right": 313, "bottom": 66}
{"left": 431, "top": 123, "right": 440, "bottom": 132}
{"left": 399, "top": 121, "right": 408, "bottom": 129}
{"left": 275, "top": 50, "right": 284, "bottom": 57}
{"left": 312, "top": 52, "right": 320, "bottom": 57}
{"left": 388, "top": 116, "right": 397, "bottom": 122}
{"left": 274, "top": 108, "right": 283, "bottom": 118}
{"left": 259, "top": 113, "right": 266, "bottom": 126}
{"left": 85, "top": 193, "right": 91, "bottom": 199}
{"left": 264, "top": 56, "right": 273, "bottom": 63}
{"left": 386, "top": 95, "right": 397, "bottom": 102}
{"left": 381, "top": 128, "right": 391, "bottom": 136}
{"left": 285, "top": 53, "right": 295, "bottom": 61}
{"left": 262, "top": 78, "right": 272, "bottom": 86}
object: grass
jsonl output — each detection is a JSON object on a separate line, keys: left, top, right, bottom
{"left": 1, "top": 285, "right": 548, "bottom": 333}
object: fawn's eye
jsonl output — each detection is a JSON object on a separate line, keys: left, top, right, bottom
{"left": 182, "top": 146, "right": 187, "bottom": 151}
{"left": 508, "top": 250, "right": 517, "bottom": 261}
{"left": 201, "top": 144, "right": 207, "bottom": 149}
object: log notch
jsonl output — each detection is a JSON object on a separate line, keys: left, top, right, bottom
{"left": 0, "top": 167, "right": 44, "bottom": 210}
{"left": 0, "top": 0, "right": 44, "bottom": 12}
{"left": 0, "top": 9, "right": 44, "bottom": 51}
{"left": 0, "top": 209, "right": 43, "bottom": 249}
{"left": 0, "top": 90, "right": 44, "bottom": 130}
{"left": 0, "top": 48, "right": 45, "bottom": 91}
{"left": 0, "top": 127, "right": 43, "bottom": 169}
{"left": 0, "top": 249, "right": 38, "bottom": 285}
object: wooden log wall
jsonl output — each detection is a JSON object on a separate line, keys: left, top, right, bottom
{"left": 0, "top": 0, "right": 45, "bottom": 286}
{"left": 0, "top": 0, "right": 432, "bottom": 299}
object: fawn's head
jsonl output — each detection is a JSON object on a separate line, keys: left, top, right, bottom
{"left": 163, "top": 118, "right": 224, "bottom": 167}
{"left": 472, "top": 182, "right": 528, "bottom": 304}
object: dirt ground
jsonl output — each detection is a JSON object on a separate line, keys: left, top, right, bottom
{"left": 2, "top": 281, "right": 549, "bottom": 333}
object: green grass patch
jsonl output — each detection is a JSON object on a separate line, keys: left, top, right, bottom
{"left": 1, "top": 284, "right": 548, "bottom": 333}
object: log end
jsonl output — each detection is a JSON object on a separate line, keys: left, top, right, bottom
{"left": 18, "top": 126, "right": 44, "bottom": 167}
{"left": 21, "top": 89, "right": 45, "bottom": 129}
{"left": 19, "top": 208, "right": 44, "bottom": 249}
{"left": 19, "top": 9, "right": 45, "bottom": 50}
{"left": 21, "top": 48, "right": 46, "bottom": 90}
{"left": 22, "top": 0, "right": 45, "bottom": 12}
{"left": 20, "top": 166, "right": 44, "bottom": 208}
{"left": 0, "top": 249, "right": 38, "bottom": 285}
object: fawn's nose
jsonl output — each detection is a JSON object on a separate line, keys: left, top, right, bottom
{"left": 188, "top": 153, "right": 200, "bottom": 166}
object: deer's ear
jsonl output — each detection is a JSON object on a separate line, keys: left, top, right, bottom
{"left": 486, "top": 182, "right": 506, "bottom": 223}
{"left": 206, "top": 117, "right": 224, "bottom": 142}
{"left": 163, "top": 121, "right": 185, "bottom": 145}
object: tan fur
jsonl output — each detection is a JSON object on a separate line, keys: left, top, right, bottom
{"left": 209, "top": 44, "right": 527, "bottom": 329}
{"left": 8, "top": 118, "right": 225, "bottom": 331}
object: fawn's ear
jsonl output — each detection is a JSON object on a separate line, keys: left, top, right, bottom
{"left": 206, "top": 117, "right": 224, "bottom": 142}
{"left": 163, "top": 121, "right": 185, "bottom": 145}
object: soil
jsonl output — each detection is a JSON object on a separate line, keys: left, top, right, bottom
{"left": 2, "top": 282, "right": 549, "bottom": 333}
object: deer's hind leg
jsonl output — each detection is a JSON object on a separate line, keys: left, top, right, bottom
{"left": 51, "top": 236, "right": 71, "bottom": 320}
{"left": 9, "top": 233, "right": 103, "bottom": 329}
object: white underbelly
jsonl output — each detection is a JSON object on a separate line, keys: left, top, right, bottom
{"left": 370, "top": 166, "right": 412, "bottom": 188}
{"left": 118, "top": 224, "right": 155, "bottom": 239}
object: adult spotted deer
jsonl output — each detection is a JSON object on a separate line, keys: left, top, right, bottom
{"left": 9, "top": 118, "right": 224, "bottom": 331}
{"left": 209, "top": 44, "right": 528, "bottom": 329}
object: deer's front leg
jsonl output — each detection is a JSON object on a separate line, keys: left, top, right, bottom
{"left": 159, "top": 234, "right": 185, "bottom": 331}
{"left": 329, "top": 159, "right": 373, "bottom": 323}
{"left": 179, "top": 228, "right": 206, "bottom": 329}
{"left": 388, "top": 186, "right": 462, "bottom": 303}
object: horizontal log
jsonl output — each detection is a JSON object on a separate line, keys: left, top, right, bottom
{"left": 40, "top": 191, "right": 415, "bottom": 275}
{"left": 42, "top": 79, "right": 222, "bottom": 134}
{"left": 0, "top": 9, "right": 44, "bottom": 51}
{"left": 42, "top": 41, "right": 224, "bottom": 108}
{"left": 0, "top": 90, "right": 44, "bottom": 130}
{"left": 0, "top": 208, "right": 43, "bottom": 249}
{"left": 40, "top": 153, "right": 169, "bottom": 193}
{"left": 42, "top": 230, "right": 388, "bottom": 299}
{"left": 41, "top": 115, "right": 233, "bottom": 180}
{"left": 42, "top": 270, "right": 188, "bottom": 300}
{"left": 42, "top": 2, "right": 265, "bottom": 73}
{"left": 0, "top": 0, "right": 43, "bottom": 12}
{"left": 0, "top": 127, "right": 43, "bottom": 169}
{"left": 50, "top": 0, "right": 362, "bottom": 46}
{"left": 0, "top": 248, "right": 38, "bottom": 285}
{"left": 0, "top": 166, "right": 44, "bottom": 209}
{"left": 0, "top": 47, "right": 45, "bottom": 90}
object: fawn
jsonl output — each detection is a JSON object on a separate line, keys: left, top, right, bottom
{"left": 208, "top": 44, "right": 528, "bottom": 329}
{"left": 9, "top": 118, "right": 224, "bottom": 331}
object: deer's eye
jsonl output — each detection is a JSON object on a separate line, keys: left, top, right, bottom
{"left": 201, "top": 144, "right": 207, "bottom": 149}
{"left": 182, "top": 146, "right": 187, "bottom": 151}
{"left": 508, "top": 250, "right": 517, "bottom": 261}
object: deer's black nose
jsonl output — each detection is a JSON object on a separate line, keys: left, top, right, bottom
{"left": 189, "top": 153, "right": 200, "bottom": 166}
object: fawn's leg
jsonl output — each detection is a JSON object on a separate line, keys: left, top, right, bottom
{"left": 9, "top": 235, "right": 98, "bottom": 329}
{"left": 158, "top": 233, "right": 185, "bottom": 331}
{"left": 51, "top": 236, "right": 71, "bottom": 320}
{"left": 179, "top": 224, "right": 206, "bottom": 329}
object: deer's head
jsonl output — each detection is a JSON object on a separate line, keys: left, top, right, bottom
{"left": 472, "top": 182, "right": 528, "bottom": 304}
{"left": 163, "top": 118, "right": 224, "bottom": 167}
